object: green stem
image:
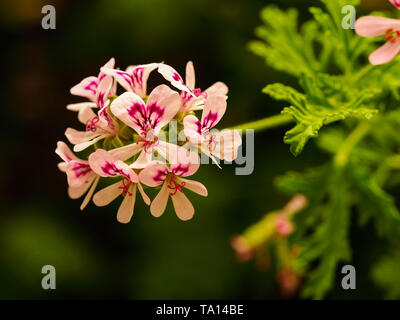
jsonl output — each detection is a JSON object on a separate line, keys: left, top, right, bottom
{"left": 334, "top": 121, "right": 371, "bottom": 167}
{"left": 231, "top": 114, "right": 293, "bottom": 132}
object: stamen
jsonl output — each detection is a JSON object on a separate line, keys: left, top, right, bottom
{"left": 119, "top": 177, "right": 133, "bottom": 197}
{"left": 86, "top": 116, "right": 99, "bottom": 132}
{"left": 168, "top": 178, "right": 186, "bottom": 196}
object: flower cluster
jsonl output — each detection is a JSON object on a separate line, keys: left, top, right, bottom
{"left": 355, "top": 0, "right": 400, "bottom": 65}
{"left": 56, "top": 59, "right": 242, "bottom": 223}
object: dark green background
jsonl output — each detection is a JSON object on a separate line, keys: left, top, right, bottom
{"left": 0, "top": 0, "right": 390, "bottom": 299}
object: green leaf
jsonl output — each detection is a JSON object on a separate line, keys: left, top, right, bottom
{"left": 264, "top": 74, "right": 379, "bottom": 156}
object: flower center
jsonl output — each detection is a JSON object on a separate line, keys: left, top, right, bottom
{"left": 167, "top": 177, "right": 186, "bottom": 196}
{"left": 119, "top": 177, "right": 133, "bottom": 197}
{"left": 384, "top": 28, "right": 400, "bottom": 43}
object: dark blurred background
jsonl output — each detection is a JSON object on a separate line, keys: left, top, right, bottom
{"left": 0, "top": 0, "right": 391, "bottom": 299}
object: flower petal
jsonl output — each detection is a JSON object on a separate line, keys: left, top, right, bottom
{"left": 117, "top": 185, "right": 136, "bottom": 223}
{"left": 137, "top": 183, "right": 151, "bottom": 205}
{"left": 70, "top": 76, "right": 99, "bottom": 102}
{"left": 170, "top": 190, "right": 194, "bottom": 221}
{"left": 93, "top": 181, "right": 122, "bottom": 207}
{"left": 101, "top": 63, "right": 159, "bottom": 97}
{"left": 355, "top": 16, "right": 400, "bottom": 37}
{"left": 179, "top": 178, "right": 208, "bottom": 197}
{"left": 369, "top": 40, "right": 400, "bottom": 65}
{"left": 183, "top": 115, "right": 203, "bottom": 144}
{"left": 110, "top": 92, "right": 147, "bottom": 136}
{"left": 80, "top": 176, "right": 100, "bottom": 210}
{"left": 139, "top": 162, "right": 169, "bottom": 187}
{"left": 208, "top": 129, "right": 242, "bottom": 161}
{"left": 150, "top": 182, "right": 169, "bottom": 217}
{"left": 146, "top": 85, "right": 181, "bottom": 135}
{"left": 108, "top": 142, "right": 143, "bottom": 161}
{"left": 88, "top": 149, "right": 137, "bottom": 181}
{"left": 201, "top": 95, "right": 227, "bottom": 131}
{"left": 185, "top": 61, "right": 196, "bottom": 90}
{"left": 66, "top": 160, "right": 95, "bottom": 188}
{"left": 204, "top": 81, "right": 228, "bottom": 97}
{"left": 55, "top": 141, "right": 79, "bottom": 163}
{"left": 158, "top": 63, "right": 193, "bottom": 95}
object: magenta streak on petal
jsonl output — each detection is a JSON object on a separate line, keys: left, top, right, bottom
{"left": 101, "top": 161, "right": 123, "bottom": 176}
{"left": 98, "top": 73, "right": 106, "bottom": 82}
{"left": 171, "top": 164, "right": 189, "bottom": 177}
{"left": 84, "top": 81, "right": 98, "bottom": 95}
{"left": 128, "top": 102, "right": 147, "bottom": 135}
{"left": 172, "top": 72, "right": 182, "bottom": 82}
{"left": 153, "top": 169, "right": 168, "bottom": 183}
{"left": 394, "top": 0, "right": 400, "bottom": 8}
{"left": 202, "top": 111, "right": 218, "bottom": 132}
{"left": 195, "top": 120, "right": 202, "bottom": 135}
{"left": 147, "top": 103, "right": 165, "bottom": 130}
{"left": 97, "top": 92, "right": 105, "bottom": 109}
{"left": 128, "top": 102, "right": 164, "bottom": 137}
{"left": 117, "top": 71, "right": 134, "bottom": 90}
{"left": 132, "top": 67, "right": 144, "bottom": 88}
{"left": 73, "top": 163, "right": 92, "bottom": 178}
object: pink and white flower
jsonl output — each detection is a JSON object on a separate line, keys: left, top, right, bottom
{"left": 66, "top": 59, "right": 120, "bottom": 152}
{"left": 183, "top": 95, "right": 242, "bottom": 164}
{"left": 355, "top": 1, "right": 400, "bottom": 65}
{"left": 158, "top": 61, "right": 228, "bottom": 113}
{"left": 88, "top": 149, "right": 150, "bottom": 223}
{"left": 101, "top": 63, "right": 159, "bottom": 98}
{"left": 110, "top": 84, "right": 190, "bottom": 168}
{"left": 56, "top": 141, "right": 100, "bottom": 210}
{"left": 65, "top": 97, "right": 120, "bottom": 152}
{"left": 139, "top": 155, "right": 207, "bottom": 221}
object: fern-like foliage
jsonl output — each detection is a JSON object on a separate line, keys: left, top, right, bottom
{"left": 247, "top": 0, "right": 400, "bottom": 298}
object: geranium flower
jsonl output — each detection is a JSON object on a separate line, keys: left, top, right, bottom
{"left": 100, "top": 63, "right": 159, "bottom": 98}
{"left": 88, "top": 149, "right": 150, "bottom": 223}
{"left": 66, "top": 59, "right": 120, "bottom": 152}
{"left": 65, "top": 92, "right": 120, "bottom": 152}
{"left": 139, "top": 153, "right": 207, "bottom": 220}
{"left": 158, "top": 61, "right": 228, "bottom": 113}
{"left": 183, "top": 95, "right": 242, "bottom": 165}
{"left": 110, "top": 84, "right": 187, "bottom": 168}
{"left": 355, "top": 1, "right": 400, "bottom": 65}
{"left": 56, "top": 141, "right": 100, "bottom": 210}
{"left": 70, "top": 57, "right": 116, "bottom": 103}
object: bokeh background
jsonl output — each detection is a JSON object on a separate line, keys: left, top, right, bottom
{"left": 0, "top": 0, "right": 392, "bottom": 299}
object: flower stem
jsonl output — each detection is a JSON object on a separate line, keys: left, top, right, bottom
{"left": 231, "top": 114, "right": 293, "bottom": 132}
{"left": 334, "top": 121, "right": 371, "bottom": 167}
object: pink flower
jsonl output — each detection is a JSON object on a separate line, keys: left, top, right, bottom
{"left": 110, "top": 84, "right": 191, "bottom": 168}
{"left": 139, "top": 154, "right": 207, "bottom": 221}
{"left": 183, "top": 96, "right": 242, "bottom": 165}
{"left": 355, "top": 1, "right": 400, "bottom": 65}
{"left": 65, "top": 101, "right": 120, "bottom": 152}
{"left": 88, "top": 149, "right": 150, "bottom": 223}
{"left": 158, "top": 61, "right": 228, "bottom": 113}
{"left": 66, "top": 58, "right": 120, "bottom": 152}
{"left": 101, "top": 63, "right": 159, "bottom": 98}
{"left": 70, "top": 58, "right": 116, "bottom": 103}
{"left": 55, "top": 141, "right": 100, "bottom": 210}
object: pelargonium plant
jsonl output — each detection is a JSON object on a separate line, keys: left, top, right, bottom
{"left": 231, "top": 0, "right": 400, "bottom": 299}
{"left": 56, "top": 60, "right": 242, "bottom": 223}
